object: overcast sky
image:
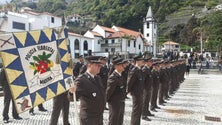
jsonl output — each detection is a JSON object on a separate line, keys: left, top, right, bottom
{"left": 0, "top": 0, "right": 11, "bottom": 4}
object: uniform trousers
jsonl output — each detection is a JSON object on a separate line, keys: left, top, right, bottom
{"left": 108, "top": 101, "right": 125, "bottom": 125}
{"left": 158, "top": 83, "right": 165, "bottom": 103}
{"left": 50, "top": 92, "right": 70, "bottom": 125}
{"left": 2, "top": 84, "right": 19, "bottom": 120}
{"left": 142, "top": 88, "right": 152, "bottom": 116}
{"left": 80, "top": 114, "right": 103, "bottom": 125}
{"left": 151, "top": 84, "right": 159, "bottom": 109}
{"left": 130, "top": 93, "right": 143, "bottom": 125}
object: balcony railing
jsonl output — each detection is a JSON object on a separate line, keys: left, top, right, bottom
{"left": 101, "top": 43, "right": 121, "bottom": 47}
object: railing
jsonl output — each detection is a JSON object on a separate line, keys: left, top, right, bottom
{"left": 101, "top": 43, "right": 121, "bottom": 47}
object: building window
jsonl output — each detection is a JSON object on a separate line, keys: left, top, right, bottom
{"left": 175, "top": 45, "right": 179, "bottom": 48}
{"left": 98, "top": 40, "right": 100, "bottom": 44}
{"left": 74, "top": 39, "right": 79, "bottom": 50}
{"left": 112, "top": 39, "right": 115, "bottom": 44}
{"left": 154, "top": 23, "right": 156, "bottom": 29}
{"left": 75, "top": 53, "right": 79, "bottom": 58}
{"left": 105, "top": 48, "right": 109, "bottom": 52}
{"left": 105, "top": 40, "right": 108, "bottom": 44}
{"left": 51, "top": 17, "right": 54, "bottom": 23}
{"left": 139, "top": 44, "right": 141, "bottom": 50}
{"left": 147, "top": 22, "right": 149, "bottom": 28}
{"left": 128, "top": 40, "right": 130, "bottom": 47}
{"left": 147, "top": 33, "right": 149, "bottom": 37}
{"left": 84, "top": 41, "right": 88, "bottom": 50}
{"left": 12, "top": 21, "right": 25, "bottom": 30}
{"left": 134, "top": 41, "right": 136, "bottom": 48}
{"left": 111, "top": 48, "right": 115, "bottom": 52}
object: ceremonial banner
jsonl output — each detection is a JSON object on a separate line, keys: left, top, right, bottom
{"left": 0, "top": 27, "right": 73, "bottom": 113}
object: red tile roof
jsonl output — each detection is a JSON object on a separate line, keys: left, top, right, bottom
{"left": 106, "top": 31, "right": 125, "bottom": 38}
{"left": 100, "top": 25, "right": 116, "bottom": 33}
{"left": 90, "top": 31, "right": 103, "bottom": 37}
{"left": 163, "top": 41, "right": 179, "bottom": 45}
{"left": 115, "top": 26, "right": 143, "bottom": 39}
{"left": 68, "top": 32, "right": 82, "bottom": 37}
{"left": 21, "top": 10, "right": 60, "bottom": 18}
{"left": 68, "top": 32, "right": 92, "bottom": 39}
{"left": 144, "top": 42, "right": 152, "bottom": 46}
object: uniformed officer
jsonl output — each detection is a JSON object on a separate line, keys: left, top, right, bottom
{"left": 0, "top": 69, "right": 22, "bottom": 123}
{"left": 69, "top": 56, "right": 105, "bottom": 125}
{"left": 150, "top": 62, "right": 161, "bottom": 111}
{"left": 141, "top": 57, "right": 154, "bottom": 121}
{"left": 158, "top": 61, "right": 168, "bottom": 106}
{"left": 73, "top": 55, "right": 84, "bottom": 78}
{"left": 98, "top": 56, "right": 109, "bottom": 110}
{"left": 108, "top": 56, "right": 119, "bottom": 76}
{"left": 127, "top": 55, "right": 145, "bottom": 125}
{"left": 106, "top": 57, "right": 126, "bottom": 125}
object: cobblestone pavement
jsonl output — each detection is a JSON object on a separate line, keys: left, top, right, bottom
{"left": 0, "top": 72, "right": 222, "bottom": 125}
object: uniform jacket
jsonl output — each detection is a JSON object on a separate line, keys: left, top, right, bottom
{"left": 75, "top": 72, "right": 106, "bottom": 117}
{"left": 0, "top": 69, "right": 7, "bottom": 87}
{"left": 152, "top": 69, "right": 160, "bottom": 87}
{"left": 98, "top": 65, "right": 109, "bottom": 89}
{"left": 159, "top": 68, "right": 168, "bottom": 84}
{"left": 142, "top": 66, "right": 153, "bottom": 89}
{"left": 127, "top": 66, "right": 144, "bottom": 95}
{"left": 106, "top": 71, "right": 126, "bottom": 102}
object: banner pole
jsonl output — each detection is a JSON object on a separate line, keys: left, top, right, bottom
{"left": 73, "top": 92, "right": 80, "bottom": 125}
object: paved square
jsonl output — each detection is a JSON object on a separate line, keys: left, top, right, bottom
{"left": 0, "top": 71, "right": 222, "bottom": 125}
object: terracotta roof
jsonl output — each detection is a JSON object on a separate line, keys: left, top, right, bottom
{"left": 163, "top": 41, "right": 179, "bottom": 45}
{"left": 144, "top": 42, "right": 152, "bottom": 46}
{"left": 106, "top": 31, "right": 126, "bottom": 38}
{"left": 21, "top": 10, "right": 60, "bottom": 18}
{"left": 100, "top": 25, "right": 116, "bottom": 33}
{"left": 68, "top": 32, "right": 82, "bottom": 37}
{"left": 90, "top": 31, "right": 103, "bottom": 37}
{"left": 114, "top": 26, "right": 143, "bottom": 39}
{"left": 68, "top": 32, "right": 92, "bottom": 39}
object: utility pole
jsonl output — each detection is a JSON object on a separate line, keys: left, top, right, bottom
{"left": 200, "top": 32, "right": 203, "bottom": 55}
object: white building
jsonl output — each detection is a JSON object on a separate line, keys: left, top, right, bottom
{"left": 0, "top": 11, "right": 29, "bottom": 32}
{"left": 67, "top": 14, "right": 81, "bottom": 23}
{"left": 68, "top": 32, "right": 93, "bottom": 59}
{"left": 162, "top": 41, "right": 180, "bottom": 52}
{"left": 82, "top": 25, "right": 144, "bottom": 58}
{"left": 143, "top": 6, "right": 158, "bottom": 57}
{"left": 0, "top": 7, "right": 154, "bottom": 60}
{"left": 21, "top": 11, "right": 62, "bottom": 30}
{"left": 0, "top": 10, "right": 62, "bottom": 32}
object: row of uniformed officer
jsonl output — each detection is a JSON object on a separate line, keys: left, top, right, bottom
{"left": 69, "top": 55, "right": 186, "bottom": 125}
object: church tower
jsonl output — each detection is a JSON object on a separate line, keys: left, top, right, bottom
{"left": 143, "top": 6, "right": 158, "bottom": 57}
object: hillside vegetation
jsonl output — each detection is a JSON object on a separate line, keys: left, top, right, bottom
{"left": 4, "top": 0, "right": 222, "bottom": 52}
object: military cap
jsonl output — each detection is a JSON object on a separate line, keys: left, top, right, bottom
{"left": 144, "top": 56, "right": 152, "bottom": 62}
{"left": 112, "top": 55, "right": 119, "bottom": 60}
{"left": 85, "top": 56, "right": 102, "bottom": 64}
{"left": 123, "top": 59, "right": 129, "bottom": 63}
{"left": 112, "top": 58, "right": 125, "bottom": 65}
{"left": 133, "top": 55, "right": 144, "bottom": 61}
{"left": 164, "top": 60, "right": 169, "bottom": 64}
{"left": 99, "top": 56, "right": 107, "bottom": 61}
{"left": 152, "top": 62, "right": 158, "bottom": 66}
{"left": 79, "top": 55, "right": 83, "bottom": 58}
